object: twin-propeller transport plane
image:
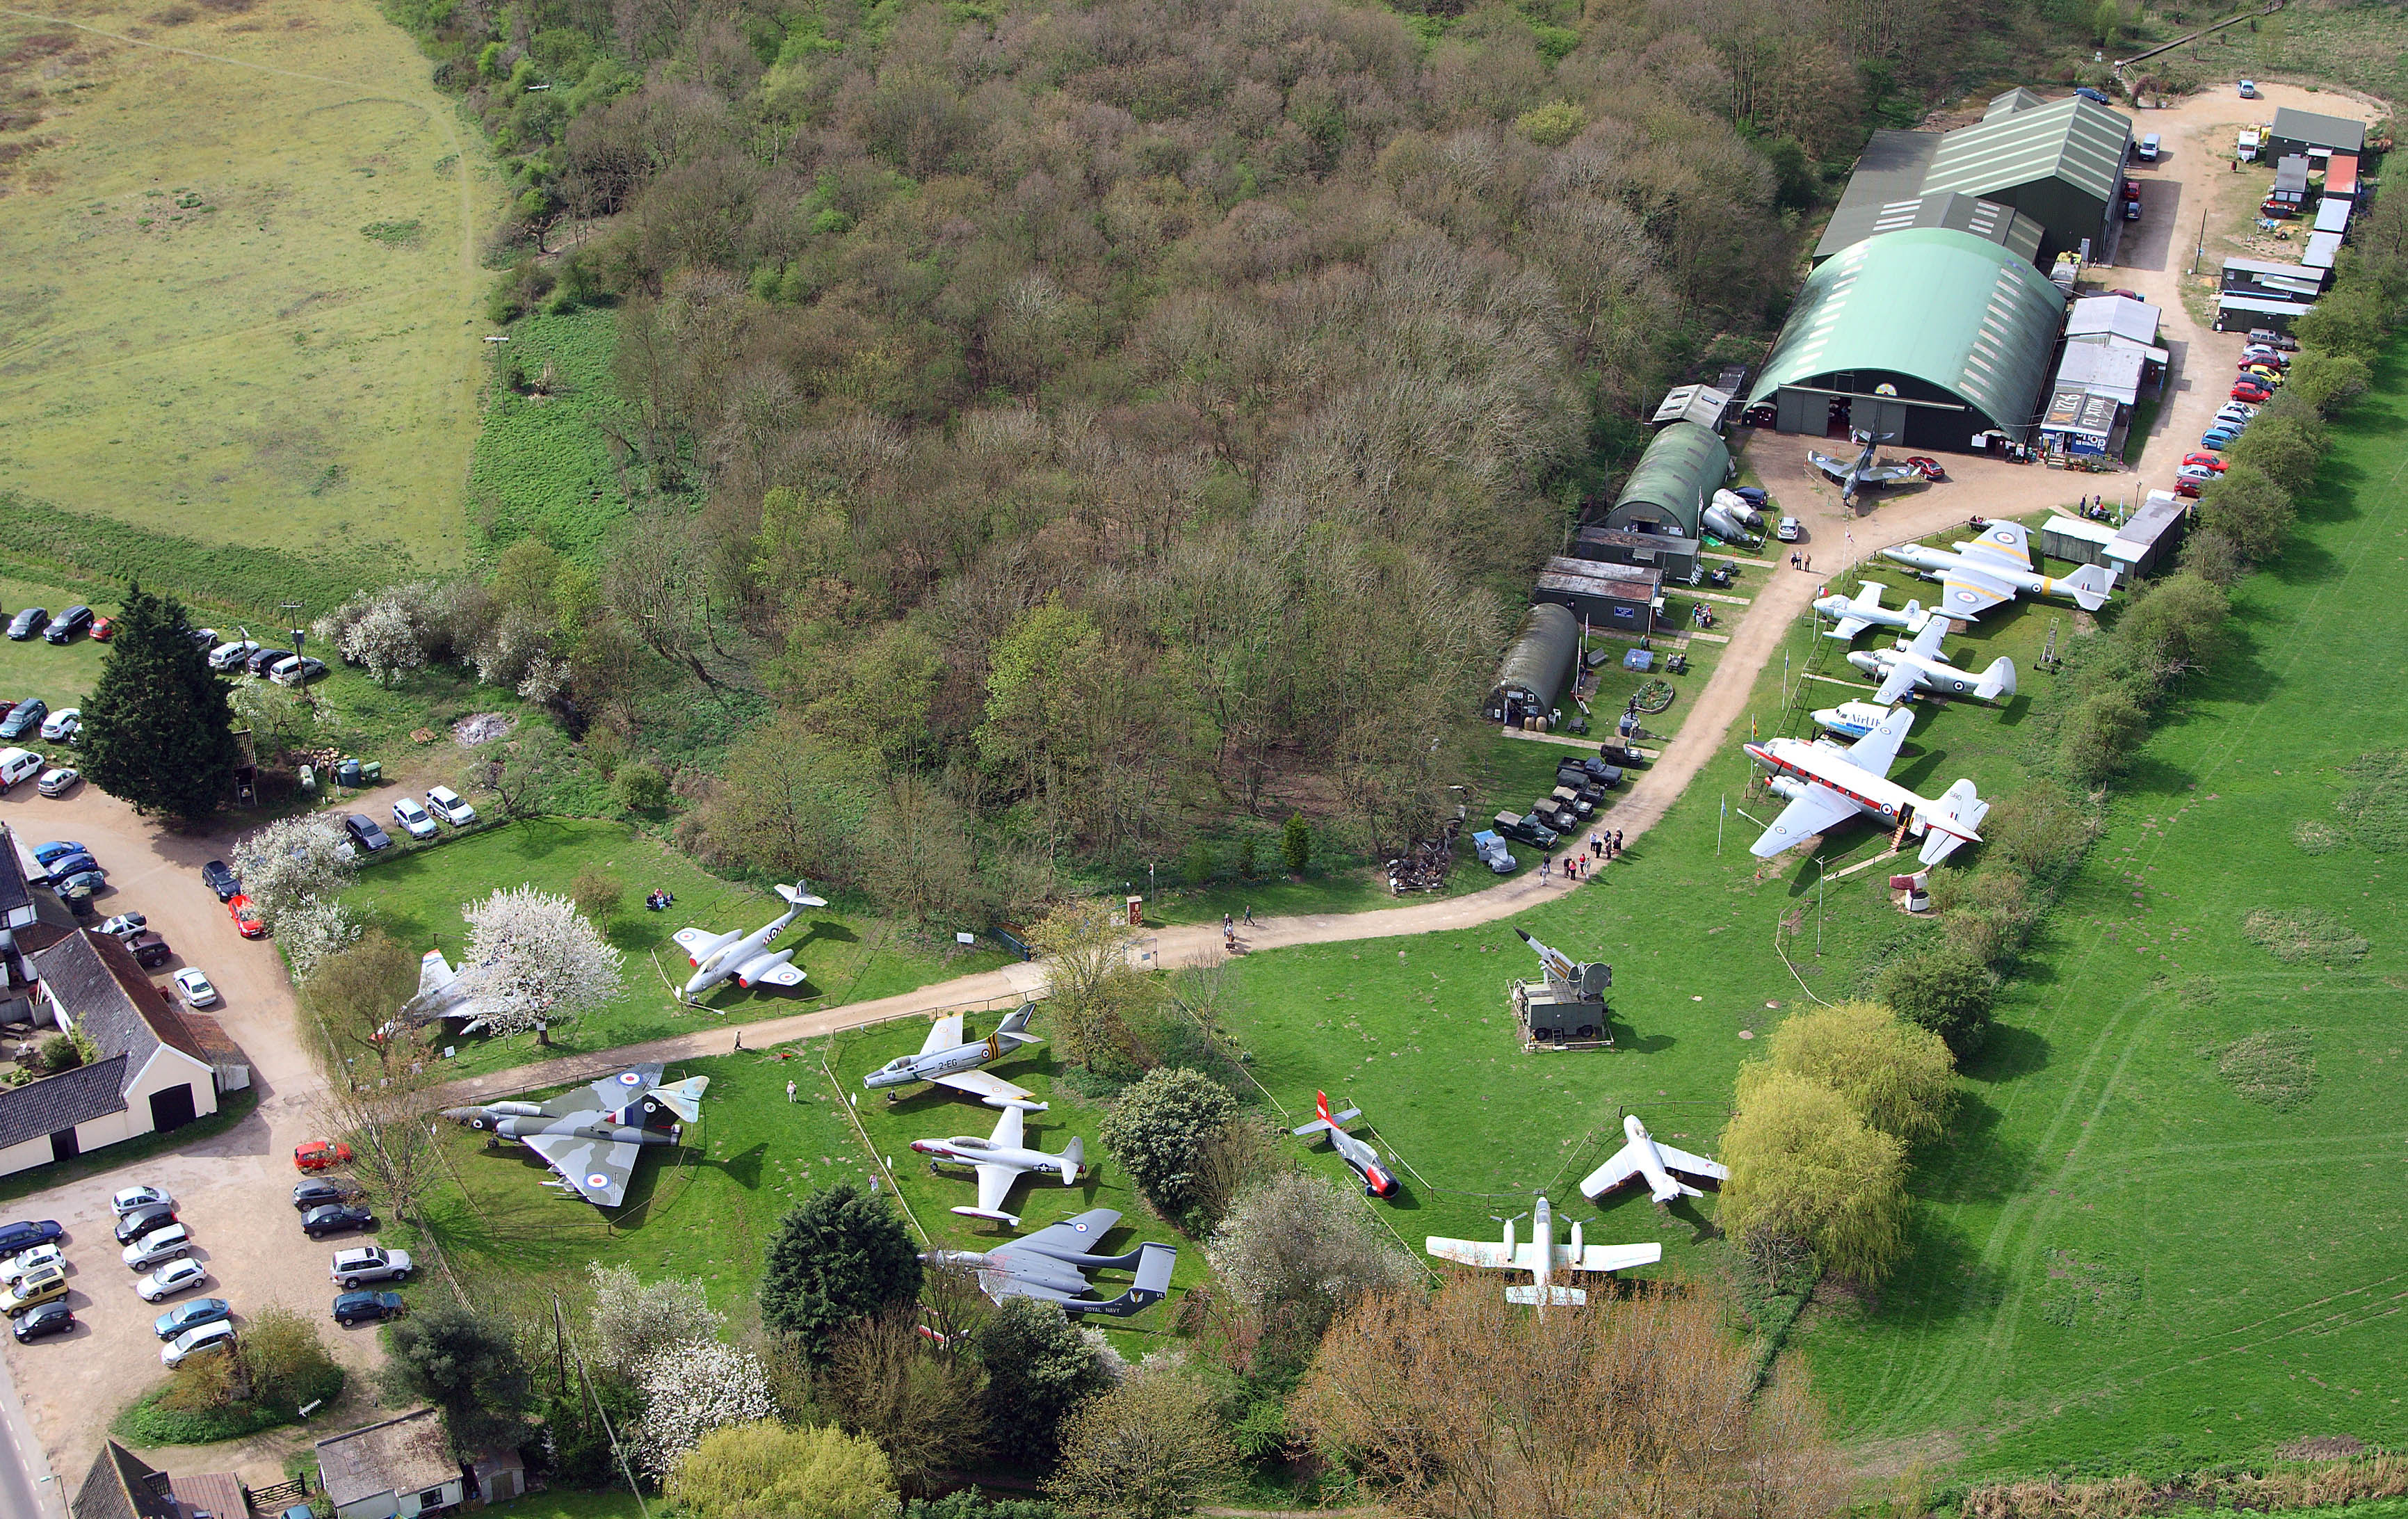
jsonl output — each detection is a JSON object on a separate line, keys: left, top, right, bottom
{"left": 1426, "top": 1194, "right": 1660, "bottom": 1314}
{"left": 1745, "top": 706, "right": 1991, "bottom": 866}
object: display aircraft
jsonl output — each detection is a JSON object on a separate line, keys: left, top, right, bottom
{"left": 1881, "top": 519, "right": 2117, "bottom": 620}
{"left": 1810, "top": 700, "right": 1894, "bottom": 740}
{"left": 913, "top": 1104, "right": 1083, "bottom": 1226}
{"left": 672, "top": 883, "right": 828, "bottom": 1000}
{"left": 1813, "top": 581, "right": 1933, "bottom": 641}
{"left": 926, "top": 1208, "right": 1177, "bottom": 1317}
{"left": 1702, "top": 490, "right": 1763, "bottom": 543}
{"left": 401, "top": 949, "right": 497, "bottom": 1034}
{"left": 1808, "top": 431, "right": 1919, "bottom": 495}
{"left": 440, "top": 1064, "right": 709, "bottom": 1207}
{"left": 1292, "top": 1091, "right": 1399, "bottom": 1198}
{"left": 864, "top": 1006, "right": 1045, "bottom": 1109}
{"left": 1579, "top": 1114, "right": 1729, "bottom": 1205}
{"left": 1847, "top": 616, "right": 2016, "bottom": 705}
{"left": 1426, "top": 1195, "right": 1659, "bottom": 1315}
{"left": 1743, "top": 705, "right": 1991, "bottom": 867}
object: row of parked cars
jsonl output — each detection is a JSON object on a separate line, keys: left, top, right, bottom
{"left": 203, "top": 636, "right": 326, "bottom": 686}
{"left": 5, "top": 606, "right": 107, "bottom": 643}
{"left": 1491, "top": 755, "right": 1631, "bottom": 853}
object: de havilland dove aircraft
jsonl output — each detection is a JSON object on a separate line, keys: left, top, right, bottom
{"left": 1882, "top": 518, "right": 2118, "bottom": 621}
{"left": 1580, "top": 1115, "right": 1731, "bottom": 1206}
{"left": 913, "top": 1104, "right": 1084, "bottom": 1226}
{"left": 864, "top": 1006, "right": 1045, "bottom": 1110}
{"left": 1811, "top": 699, "right": 1894, "bottom": 741}
{"left": 1848, "top": 615, "right": 2017, "bottom": 705}
{"left": 441, "top": 1064, "right": 709, "bottom": 1207}
{"left": 672, "top": 882, "right": 828, "bottom": 1000}
{"left": 927, "top": 1208, "right": 1178, "bottom": 1317}
{"left": 1813, "top": 581, "right": 1934, "bottom": 642}
{"left": 1292, "top": 1091, "right": 1400, "bottom": 1198}
{"left": 1425, "top": 1194, "right": 1660, "bottom": 1315}
{"left": 1745, "top": 705, "right": 1992, "bottom": 867}
{"left": 1808, "top": 431, "right": 1919, "bottom": 495}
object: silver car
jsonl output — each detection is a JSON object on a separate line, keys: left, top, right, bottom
{"left": 122, "top": 1224, "right": 191, "bottom": 1272}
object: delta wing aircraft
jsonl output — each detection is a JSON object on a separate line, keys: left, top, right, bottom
{"left": 913, "top": 1104, "right": 1083, "bottom": 1226}
{"left": 927, "top": 1209, "right": 1177, "bottom": 1317}
{"left": 1882, "top": 519, "right": 2117, "bottom": 620}
{"left": 1425, "top": 1194, "right": 1660, "bottom": 1315}
{"left": 672, "top": 883, "right": 828, "bottom": 999}
{"left": 402, "top": 949, "right": 496, "bottom": 1034}
{"left": 1744, "top": 705, "right": 1991, "bottom": 867}
{"left": 1580, "top": 1115, "right": 1730, "bottom": 1205}
{"left": 1848, "top": 616, "right": 2017, "bottom": 705}
{"left": 864, "top": 1006, "right": 1044, "bottom": 1110}
{"left": 440, "top": 1064, "right": 709, "bottom": 1207}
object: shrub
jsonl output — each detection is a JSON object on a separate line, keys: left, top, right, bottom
{"left": 237, "top": 1304, "right": 343, "bottom": 1415}
{"left": 1279, "top": 814, "right": 1311, "bottom": 876}
{"left": 2195, "top": 463, "right": 2295, "bottom": 564}
{"left": 2283, "top": 351, "right": 2371, "bottom": 412}
{"left": 2057, "top": 686, "right": 2149, "bottom": 785}
{"left": 1977, "top": 788, "right": 2099, "bottom": 885}
{"left": 615, "top": 759, "right": 670, "bottom": 812}
{"left": 665, "top": 1421, "right": 897, "bottom": 1519}
{"left": 570, "top": 864, "right": 624, "bottom": 926}
{"left": 2223, "top": 410, "right": 2325, "bottom": 494}
{"left": 2176, "top": 527, "right": 2247, "bottom": 587}
{"left": 761, "top": 1182, "right": 924, "bottom": 1363}
{"left": 1099, "top": 1068, "right": 1240, "bottom": 1227}
{"left": 1718, "top": 1069, "right": 1911, "bottom": 1286}
{"left": 1206, "top": 1172, "right": 1415, "bottom": 1344}
{"left": 974, "top": 1298, "right": 1117, "bottom": 1464}
{"left": 1875, "top": 946, "right": 1998, "bottom": 1060}
{"left": 2115, "top": 573, "right": 2229, "bottom": 687}
{"left": 36, "top": 1033, "right": 79, "bottom": 1072}
{"left": 1048, "top": 1362, "right": 1236, "bottom": 1519}
{"left": 383, "top": 1303, "right": 531, "bottom": 1456}
{"left": 1738, "top": 1000, "right": 1956, "bottom": 1144}
{"left": 1181, "top": 839, "right": 1214, "bottom": 888}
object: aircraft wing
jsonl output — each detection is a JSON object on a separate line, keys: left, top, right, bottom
{"left": 670, "top": 927, "right": 717, "bottom": 955}
{"left": 1828, "top": 584, "right": 1886, "bottom": 639}
{"left": 1934, "top": 566, "right": 2017, "bottom": 620}
{"left": 524, "top": 1132, "right": 638, "bottom": 1207}
{"left": 921, "top": 1014, "right": 964, "bottom": 1057}
{"left": 739, "top": 955, "right": 807, "bottom": 988}
{"left": 1807, "top": 451, "right": 1847, "bottom": 482}
{"left": 1959, "top": 520, "right": 2033, "bottom": 570}
{"left": 1578, "top": 1143, "right": 1643, "bottom": 1199}
{"left": 1870, "top": 659, "right": 1921, "bottom": 705}
{"left": 1844, "top": 706, "right": 1917, "bottom": 777}
{"left": 1829, "top": 615, "right": 1875, "bottom": 640}
{"left": 1750, "top": 784, "right": 1858, "bottom": 858}
{"left": 1654, "top": 1144, "right": 1730, "bottom": 1182}
{"left": 1009, "top": 1209, "right": 1123, "bottom": 1259}
{"left": 569, "top": 1065, "right": 665, "bottom": 1120}
{"left": 1900, "top": 616, "right": 1950, "bottom": 661}
{"left": 975, "top": 1162, "right": 1017, "bottom": 1218}
{"left": 1857, "top": 463, "right": 1917, "bottom": 486}
{"left": 1572, "top": 1242, "right": 1664, "bottom": 1273}
{"left": 1425, "top": 1237, "right": 1517, "bottom": 1270}
{"left": 932, "top": 1068, "right": 1044, "bottom": 1109}
{"left": 989, "top": 1104, "right": 1026, "bottom": 1149}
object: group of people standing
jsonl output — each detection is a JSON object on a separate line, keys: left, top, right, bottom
{"left": 1541, "top": 830, "right": 1622, "bottom": 883}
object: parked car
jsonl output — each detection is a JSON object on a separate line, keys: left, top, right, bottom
{"left": 2201, "top": 429, "right": 2240, "bottom": 451}
{"left": 424, "top": 786, "right": 477, "bottom": 826}
{"left": 127, "top": 933, "right": 174, "bottom": 970}
{"left": 329, "top": 1246, "right": 412, "bottom": 1288}
{"left": 268, "top": 655, "right": 327, "bottom": 687}
{"left": 390, "top": 797, "right": 437, "bottom": 841}
{"left": 2214, "top": 402, "right": 2258, "bottom": 425}
{"left": 2240, "top": 346, "right": 2288, "bottom": 367}
{"left": 42, "top": 853, "right": 99, "bottom": 885}
{"left": 1903, "top": 456, "right": 1947, "bottom": 481}
{"left": 2240, "top": 365, "right": 2285, "bottom": 386}
{"left": 2, "top": 699, "right": 50, "bottom": 742}
{"left": 1467, "top": 830, "right": 1516, "bottom": 876}
{"left": 40, "top": 606, "right": 92, "bottom": 644}
{"left": 205, "top": 641, "right": 259, "bottom": 672}
{"left": 30, "top": 840, "right": 83, "bottom": 869}
{"left": 172, "top": 967, "right": 219, "bottom": 1008}
{"left": 302, "top": 1204, "right": 376, "bottom": 1239}
{"left": 122, "top": 1224, "right": 192, "bottom": 1272}
{"left": 1549, "top": 785, "right": 1594, "bottom": 820}
{"left": 2247, "top": 328, "right": 2298, "bottom": 352}
{"left": 2136, "top": 132, "right": 2160, "bottom": 161}
{"left": 0, "top": 749, "right": 40, "bottom": 790}
{"left": 2122, "top": 197, "right": 2141, "bottom": 221}
{"left": 2238, "top": 78, "right": 2258, "bottom": 98}
{"left": 135, "top": 1257, "right": 209, "bottom": 1303}
{"left": 2174, "top": 476, "right": 2204, "bottom": 499}
{"left": 294, "top": 1139, "right": 354, "bottom": 1173}
{"left": 155, "top": 1297, "right": 232, "bottom": 1340}
{"left": 161, "top": 1319, "right": 236, "bottom": 1367}
{"left": 227, "top": 894, "right": 266, "bottom": 939}
{"left": 39, "top": 707, "right": 78, "bottom": 741}
{"left": 108, "top": 1184, "right": 170, "bottom": 1219}
{"left": 113, "top": 1203, "right": 179, "bottom": 1246}
{"left": 245, "top": 647, "right": 293, "bottom": 677}
{"left": 1, "top": 1244, "right": 63, "bottom": 1283}
{"left": 1727, "top": 485, "right": 1769, "bottom": 507}
{"left": 88, "top": 616, "right": 112, "bottom": 642}
{"left": 6, "top": 609, "right": 47, "bottom": 641}
{"left": 2074, "top": 85, "right": 2110, "bottom": 104}
{"left": 2, "top": 1268, "right": 67, "bottom": 1317}
{"left": 2231, "top": 382, "right": 2272, "bottom": 403}
{"left": 35, "top": 767, "right": 76, "bottom": 798}
{"left": 344, "top": 814, "right": 392, "bottom": 853}
{"left": 2181, "top": 453, "right": 2229, "bottom": 473}
{"left": 333, "top": 1289, "right": 407, "bottom": 1326}
{"left": 1776, "top": 517, "right": 1802, "bottom": 542}
{"left": 200, "top": 860, "right": 240, "bottom": 900}
{"left": 53, "top": 869, "right": 106, "bottom": 905}
{"left": 13, "top": 1301, "right": 72, "bottom": 1342}
{"left": 293, "top": 1178, "right": 364, "bottom": 1210}
{"left": 1492, "top": 811, "right": 1558, "bottom": 850}
{"left": 0, "top": 1221, "right": 62, "bottom": 1257}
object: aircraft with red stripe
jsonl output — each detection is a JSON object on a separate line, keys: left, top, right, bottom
{"left": 1743, "top": 705, "right": 1991, "bottom": 867}
{"left": 1293, "top": 1092, "right": 1400, "bottom": 1198}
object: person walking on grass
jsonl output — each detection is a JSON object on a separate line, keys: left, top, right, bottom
{"left": 786, "top": 1079, "right": 796, "bottom": 1102}
{"left": 1243, "top": 903, "right": 1253, "bottom": 927}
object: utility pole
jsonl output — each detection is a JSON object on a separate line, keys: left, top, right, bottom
{"left": 1816, "top": 855, "right": 1829, "bottom": 954}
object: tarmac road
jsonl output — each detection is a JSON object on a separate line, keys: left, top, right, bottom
{"left": 0, "top": 1345, "right": 64, "bottom": 1519}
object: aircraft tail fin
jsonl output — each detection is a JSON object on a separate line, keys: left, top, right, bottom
{"left": 1902, "top": 600, "right": 1929, "bottom": 632}
{"left": 950, "top": 1206, "right": 1021, "bottom": 1226}
{"left": 775, "top": 881, "right": 831, "bottom": 910}
{"left": 994, "top": 1004, "right": 1041, "bottom": 1047}
{"left": 2066, "top": 563, "right": 2119, "bottom": 611}
{"left": 1916, "top": 779, "right": 1991, "bottom": 866}
{"left": 1976, "top": 657, "right": 2018, "bottom": 701}
{"left": 1067, "top": 1243, "right": 1177, "bottom": 1317}
{"left": 1505, "top": 1285, "right": 1588, "bottom": 1306}
{"left": 1060, "top": 1136, "right": 1083, "bottom": 1184}
{"left": 643, "top": 1075, "right": 711, "bottom": 1126}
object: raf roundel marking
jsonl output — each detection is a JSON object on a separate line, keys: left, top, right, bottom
{"left": 617, "top": 1071, "right": 643, "bottom": 1086}
{"left": 1073, "top": 1221, "right": 1090, "bottom": 1233}
{"left": 587, "top": 1173, "right": 611, "bottom": 1190}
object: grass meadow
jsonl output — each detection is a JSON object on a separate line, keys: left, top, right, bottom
{"left": 342, "top": 818, "right": 1014, "bottom": 1081}
{"left": 1212, "top": 359, "right": 2408, "bottom": 1482}
{"left": 0, "top": 0, "right": 496, "bottom": 579}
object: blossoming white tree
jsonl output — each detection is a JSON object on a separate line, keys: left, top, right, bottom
{"left": 457, "top": 886, "right": 624, "bottom": 1038}
{"left": 279, "top": 896, "right": 363, "bottom": 980}
{"left": 587, "top": 1263, "right": 724, "bottom": 1381}
{"left": 634, "top": 1338, "right": 774, "bottom": 1479}
{"left": 229, "top": 816, "right": 357, "bottom": 929}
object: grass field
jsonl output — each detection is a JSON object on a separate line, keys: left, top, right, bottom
{"left": 467, "top": 309, "right": 636, "bottom": 557}
{"left": 0, "top": 0, "right": 496, "bottom": 576}
{"left": 0, "top": 566, "right": 119, "bottom": 711}
{"left": 342, "top": 819, "right": 1015, "bottom": 1080}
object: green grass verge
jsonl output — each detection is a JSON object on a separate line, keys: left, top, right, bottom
{"left": 0, "top": 568, "right": 121, "bottom": 712}
{"left": 467, "top": 309, "right": 636, "bottom": 557}
{"left": 478, "top": 1494, "right": 650, "bottom": 1519}
{"left": 341, "top": 819, "right": 1012, "bottom": 1081}
{"left": 0, "top": 1090, "right": 257, "bottom": 1208}
{"left": 111, "top": 1363, "right": 345, "bottom": 1446}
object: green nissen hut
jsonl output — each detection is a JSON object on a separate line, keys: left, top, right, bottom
{"left": 1590, "top": 421, "right": 1729, "bottom": 581}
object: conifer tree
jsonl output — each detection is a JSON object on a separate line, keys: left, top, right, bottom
{"left": 79, "top": 584, "right": 241, "bottom": 821}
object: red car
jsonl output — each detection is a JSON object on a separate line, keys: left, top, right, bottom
{"left": 1903, "top": 456, "right": 1948, "bottom": 481}
{"left": 2181, "top": 453, "right": 2229, "bottom": 473}
{"left": 228, "top": 893, "right": 266, "bottom": 939}
{"left": 2231, "top": 381, "right": 2272, "bottom": 403}
{"left": 88, "top": 616, "right": 112, "bottom": 642}
{"left": 2108, "top": 289, "right": 2144, "bottom": 300}
{"left": 2174, "top": 476, "right": 2204, "bottom": 499}
{"left": 294, "top": 1139, "right": 353, "bottom": 1172}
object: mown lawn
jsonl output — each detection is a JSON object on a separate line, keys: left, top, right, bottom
{"left": 342, "top": 818, "right": 1012, "bottom": 1080}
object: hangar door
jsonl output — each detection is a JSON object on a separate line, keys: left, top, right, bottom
{"left": 1855, "top": 396, "right": 1910, "bottom": 440}
{"left": 149, "top": 1084, "right": 197, "bottom": 1133}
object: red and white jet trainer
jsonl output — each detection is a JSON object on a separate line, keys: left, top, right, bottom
{"left": 1743, "top": 706, "right": 1991, "bottom": 867}
{"left": 1291, "top": 1092, "right": 1398, "bottom": 1198}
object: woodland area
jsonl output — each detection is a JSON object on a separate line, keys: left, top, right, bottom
{"left": 364, "top": 0, "right": 2124, "bottom": 918}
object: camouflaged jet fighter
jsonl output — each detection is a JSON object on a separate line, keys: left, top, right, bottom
{"left": 440, "top": 1064, "right": 708, "bottom": 1207}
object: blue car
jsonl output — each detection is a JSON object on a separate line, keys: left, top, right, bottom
{"left": 154, "top": 1298, "right": 233, "bottom": 1342}
{"left": 2075, "top": 86, "right": 2111, "bottom": 104}
{"left": 42, "top": 853, "right": 98, "bottom": 885}
{"left": 2201, "top": 429, "right": 2240, "bottom": 451}
{"left": 29, "top": 842, "right": 85, "bottom": 868}
{"left": 0, "top": 1221, "right": 62, "bottom": 1257}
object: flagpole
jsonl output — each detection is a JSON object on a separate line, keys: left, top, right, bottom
{"left": 1718, "top": 794, "right": 1725, "bottom": 856}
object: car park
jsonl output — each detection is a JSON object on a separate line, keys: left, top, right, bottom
{"left": 135, "top": 1257, "right": 209, "bottom": 1302}
{"left": 333, "top": 1289, "right": 407, "bottom": 1326}
{"left": 293, "top": 1178, "right": 365, "bottom": 1210}
{"left": 127, "top": 933, "right": 174, "bottom": 970}
{"left": 2202, "top": 429, "right": 2240, "bottom": 451}
{"left": 1, "top": 1244, "right": 63, "bottom": 1283}
{"left": 268, "top": 655, "right": 327, "bottom": 687}
{"left": 200, "top": 860, "right": 240, "bottom": 900}
{"left": 40, "top": 606, "right": 92, "bottom": 644}
{"left": 28, "top": 841, "right": 79, "bottom": 870}
{"left": 2231, "top": 382, "right": 2272, "bottom": 403}
{"left": 35, "top": 768, "right": 76, "bottom": 798}
{"left": 172, "top": 967, "right": 220, "bottom": 1008}
{"left": 161, "top": 1319, "right": 236, "bottom": 1367}
{"left": 329, "top": 1246, "right": 412, "bottom": 1288}
{"left": 154, "top": 1297, "right": 232, "bottom": 1340}
{"left": 344, "top": 814, "right": 392, "bottom": 852}
{"left": 228, "top": 894, "right": 266, "bottom": 939}
{"left": 99, "top": 915, "right": 147, "bottom": 940}
{"left": 2137, "top": 133, "right": 2160, "bottom": 161}
{"left": 113, "top": 1203, "right": 179, "bottom": 1246}
{"left": 206, "top": 640, "right": 260, "bottom": 672}
{"left": 1776, "top": 517, "right": 1802, "bottom": 542}
{"left": 425, "top": 786, "right": 477, "bottom": 826}
{"left": 13, "top": 1301, "right": 72, "bottom": 1342}
{"left": 122, "top": 1224, "right": 192, "bottom": 1272}
{"left": 294, "top": 1139, "right": 354, "bottom": 1173}
{"left": 302, "top": 1204, "right": 375, "bottom": 1239}
{"left": 88, "top": 616, "right": 112, "bottom": 641}
{"left": 2248, "top": 328, "right": 2298, "bottom": 351}
{"left": 6, "top": 609, "right": 46, "bottom": 641}
{"left": 390, "top": 797, "right": 437, "bottom": 840}
{"left": 0, "top": 1221, "right": 63, "bottom": 1257}
{"left": 245, "top": 648, "right": 293, "bottom": 677}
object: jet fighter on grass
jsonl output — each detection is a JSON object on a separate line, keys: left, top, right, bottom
{"left": 928, "top": 1208, "right": 1177, "bottom": 1317}
{"left": 1813, "top": 581, "right": 1934, "bottom": 642}
{"left": 1425, "top": 1194, "right": 1659, "bottom": 1316}
{"left": 913, "top": 1103, "right": 1083, "bottom": 1227}
{"left": 1744, "top": 705, "right": 1991, "bottom": 867}
{"left": 1882, "top": 518, "right": 2117, "bottom": 622}
{"left": 1292, "top": 1091, "right": 1399, "bottom": 1198}
{"left": 672, "top": 883, "right": 828, "bottom": 1001}
{"left": 1848, "top": 615, "right": 2017, "bottom": 705}
{"left": 441, "top": 1064, "right": 709, "bottom": 1208}
{"left": 864, "top": 1006, "right": 1044, "bottom": 1110}
{"left": 1580, "top": 1114, "right": 1729, "bottom": 1206}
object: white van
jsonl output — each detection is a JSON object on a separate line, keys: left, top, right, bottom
{"left": 0, "top": 749, "right": 42, "bottom": 789}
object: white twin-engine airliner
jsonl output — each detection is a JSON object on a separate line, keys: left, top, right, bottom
{"left": 1743, "top": 706, "right": 1990, "bottom": 867}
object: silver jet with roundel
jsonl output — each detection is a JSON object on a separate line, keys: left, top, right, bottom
{"left": 863, "top": 1006, "right": 1044, "bottom": 1110}
{"left": 671, "top": 883, "right": 827, "bottom": 1000}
